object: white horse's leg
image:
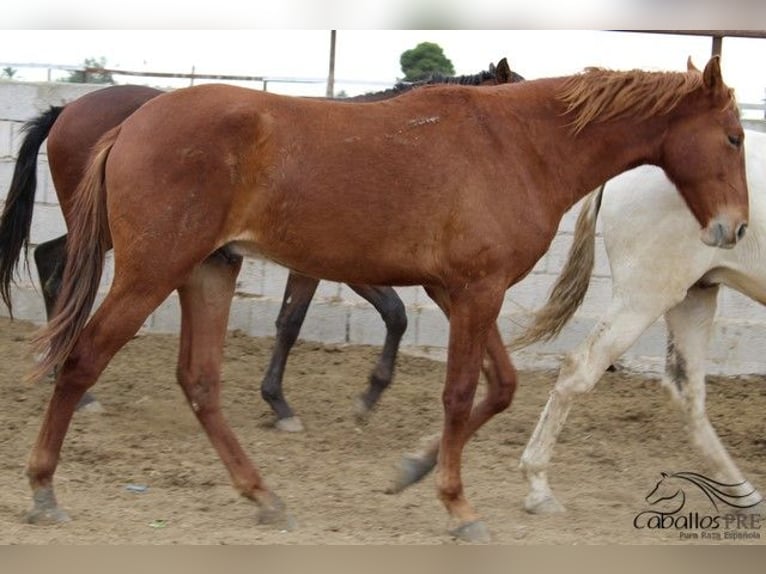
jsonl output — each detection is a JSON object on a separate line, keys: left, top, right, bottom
{"left": 520, "top": 295, "right": 667, "bottom": 514}
{"left": 662, "top": 284, "right": 762, "bottom": 507}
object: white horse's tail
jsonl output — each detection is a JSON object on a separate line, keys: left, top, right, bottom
{"left": 509, "top": 183, "right": 605, "bottom": 351}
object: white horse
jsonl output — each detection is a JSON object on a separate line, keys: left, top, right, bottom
{"left": 514, "top": 128, "right": 766, "bottom": 514}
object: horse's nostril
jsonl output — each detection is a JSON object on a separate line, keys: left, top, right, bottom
{"left": 736, "top": 223, "right": 748, "bottom": 242}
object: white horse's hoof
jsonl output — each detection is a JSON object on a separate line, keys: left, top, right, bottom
{"left": 275, "top": 416, "right": 304, "bottom": 433}
{"left": 524, "top": 492, "right": 566, "bottom": 514}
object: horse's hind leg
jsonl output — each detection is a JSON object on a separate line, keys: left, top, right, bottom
{"left": 347, "top": 284, "right": 407, "bottom": 422}
{"left": 33, "top": 234, "right": 101, "bottom": 412}
{"left": 179, "top": 252, "right": 290, "bottom": 527}
{"left": 260, "top": 271, "right": 319, "bottom": 432}
{"left": 25, "top": 280, "right": 172, "bottom": 524}
{"left": 33, "top": 234, "right": 67, "bottom": 322}
{"left": 662, "top": 285, "right": 762, "bottom": 508}
{"left": 519, "top": 296, "right": 666, "bottom": 514}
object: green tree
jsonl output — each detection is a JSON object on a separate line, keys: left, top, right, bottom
{"left": 65, "top": 57, "right": 114, "bottom": 84}
{"left": 1, "top": 67, "right": 17, "bottom": 79}
{"left": 399, "top": 42, "right": 455, "bottom": 82}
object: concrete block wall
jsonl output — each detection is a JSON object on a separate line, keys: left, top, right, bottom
{"left": 2, "top": 80, "right": 765, "bottom": 377}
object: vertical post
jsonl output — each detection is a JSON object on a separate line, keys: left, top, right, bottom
{"left": 190, "top": 65, "right": 196, "bottom": 86}
{"left": 711, "top": 34, "right": 723, "bottom": 58}
{"left": 326, "top": 30, "right": 336, "bottom": 98}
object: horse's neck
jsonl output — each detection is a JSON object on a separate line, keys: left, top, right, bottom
{"left": 499, "top": 78, "right": 670, "bottom": 214}
{"left": 552, "top": 118, "right": 666, "bottom": 213}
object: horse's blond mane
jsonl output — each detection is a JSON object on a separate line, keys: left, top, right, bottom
{"left": 558, "top": 67, "right": 730, "bottom": 135}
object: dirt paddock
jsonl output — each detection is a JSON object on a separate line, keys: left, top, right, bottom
{"left": 0, "top": 317, "right": 763, "bottom": 544}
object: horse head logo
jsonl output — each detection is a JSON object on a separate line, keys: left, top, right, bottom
{"left": 645, "top": 472, "right": 761, "bottom": 513}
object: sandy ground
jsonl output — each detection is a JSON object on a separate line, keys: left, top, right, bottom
{"left": 0, "top": 317, "right": 763, "bottom": 544}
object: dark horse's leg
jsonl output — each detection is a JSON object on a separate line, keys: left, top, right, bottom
{"left": 33, "top": 235, "right": 67, "bottom": 321}
{"left": 348, "top": 284, "right": 407, "bottom": 420}
{"left": 260, "top": 272, "right": 319, "bottom": 432}
{"left": 261, "top": 272, "right": 407, "bottom": 432}
{"left": 33, "top": 235, "right": 101, "bottom": 412}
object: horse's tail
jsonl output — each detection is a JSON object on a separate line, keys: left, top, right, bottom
{"left": 27, "top": 125, "right": 119, "bottom": 384}
{"left": 0, "top": 106, "right": 65, "bottom": 317}
{"left": 509, "top": 183, "right": 605, "bottom": 351}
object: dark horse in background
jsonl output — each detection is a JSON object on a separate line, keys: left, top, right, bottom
{"left": 0, "top": 58, "right": 522, "bottom": 430}
{"left": 22, "top": 57, "right": 747, "bottom": 542}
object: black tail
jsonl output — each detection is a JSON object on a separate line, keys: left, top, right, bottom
{"left": 0, "top": 106, "right": 64, "bottom": 317}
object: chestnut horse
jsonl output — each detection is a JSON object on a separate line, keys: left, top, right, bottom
{"left": 0, "top": 59, "right": 520, "bottom": 428}
{"left": 25, "top": 57, "right": 747, "bottom": 542}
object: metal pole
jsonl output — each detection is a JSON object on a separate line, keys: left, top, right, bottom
{"left": 326, "top": 30, "right": 336, "bottom": 98}
{"left": 712, "top": 35, "right": 723, "bottom": 58}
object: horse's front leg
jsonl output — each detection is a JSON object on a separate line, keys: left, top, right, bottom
{"left": 388, "top": 321, "right": 516, "bottom": 493}
{"left": 432, "top": 281, "right": 505, "bottom": 543}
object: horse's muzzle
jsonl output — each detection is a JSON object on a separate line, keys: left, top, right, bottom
{"left": 700, "top": 217, "right": 748, "bottom": 249}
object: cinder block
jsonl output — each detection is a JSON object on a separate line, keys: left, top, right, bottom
{"left": 502, "top": 272, "right": 555, "bottom": 316}
{"left": 314, "top": 279, "right": 341, "bottom": 301}
{"left": 236, "top": 258, "right": 264, "bottom": 296}
{"left": 415, "top": 306, "right": 449, "bottom": 349}
{"left": 30, "top": 203, "right": 66, "bottom": 244}
{"left": 299, "top": 300, "right": 349, "bottom": 344}
{"left": 261, "top": 262, "right": 290, "bottom": 299}
{"left": 149, "top": 293, "right": 181, "bottom": 333}
{"left": 0, "top": 121, "right": 14, "bottom": 157}
{"left": 247, "top": 298, "right": 286, "bottom": 338}
{"left": 227, "top": 296, "right": 253, "bottom": 333}
{"left": 711, "top": 320, "right": 766, "bottom": 374}
{"left": 718, "top": 288, "right": 766, "bottom": 323}
{"left": 0, "top": 159, "right": 15, "bottom": 201}
{"left": 6, "top": 284, "right": 46, "bottom": 325}
{"left": 0, "top": 84, "right": 40, "bottom": 120}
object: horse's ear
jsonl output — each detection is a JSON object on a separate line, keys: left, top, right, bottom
{"left": 686, "top": 56, "right": 700, "bottom": 73}
{"left": 702, "top": 56, "right": 725, "bottom": 93}
{"left": 495, "top": 57, "right": 512, "bottom": 84}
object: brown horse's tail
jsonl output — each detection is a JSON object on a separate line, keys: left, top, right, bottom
{"left": 27, "top": 126, "right": 119, "bottom": 383}
{"left": 0, "top": 106, "right": 65, "bottom": 317}
{"left": 508, "top": 183, "right": 605, "bottom": 351}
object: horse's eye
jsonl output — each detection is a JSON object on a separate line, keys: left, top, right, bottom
{"left": 728, "top": 134, "right": 743, "bottom": 148}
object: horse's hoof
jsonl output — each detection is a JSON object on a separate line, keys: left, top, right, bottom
{"left": 275, "top": 416, "right": 304, "bottom": 433}
{"left": 523, "top": 492, "right": 566, "bottom": 514}
{"left": 256, "top": 495, "right": 296, "bottom": 531}
{"left": 77, "top": 400, "right": 105, "bottom": 414}
{"left": 353, "top": 398, "right": 373, "bottom": 425}
{"left": 385, "top": 454, "right": 437, "bottom": 494}
{"left": 450, "top": 520, "right": 491, "bottom": 543}
{"left": 76, "top": 392, "right": 104, "bottom": 414}
{"left": 24, "top": 505, "right": 71, "bottom": 525}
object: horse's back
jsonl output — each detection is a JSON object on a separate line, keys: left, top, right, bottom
{"left": 47, "top": 84, "right": 162, "bottom": 212}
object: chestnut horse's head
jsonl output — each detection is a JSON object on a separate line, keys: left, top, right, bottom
{"left": 661, "top": 56, "right": 748, "bottom": 248}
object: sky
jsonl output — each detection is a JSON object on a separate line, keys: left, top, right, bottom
{"left": 2, "top": 8, "right": 766, "bottom": 117}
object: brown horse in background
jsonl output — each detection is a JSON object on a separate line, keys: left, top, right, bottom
{"left": 0, "top": 60, "right": 520, "bottom": 428}
{"left": 25, "top": 57, "right": 747, "bottom": 542}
